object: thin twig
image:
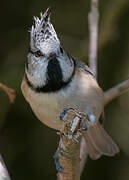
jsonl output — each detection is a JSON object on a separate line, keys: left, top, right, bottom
{"left": 104, "top": 78, "right": 129, "bottom": 105}
{"left": 88, "top": 0, "right": 99, "bottom": 78}
{"left": 0, "top": 83, "right": 15, "bottom": 103}
{"left": 0, "top": 83, "right": 15, "bottom": 179}
{"left": 79, "top": 0, "right": 100, "bottom": 175}
{"left": 0, "top": 155, "right": 11, "bottom": 180}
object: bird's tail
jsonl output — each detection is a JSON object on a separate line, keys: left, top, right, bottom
{"left": 82, "top": 122, "right": 119, "bottom": 160}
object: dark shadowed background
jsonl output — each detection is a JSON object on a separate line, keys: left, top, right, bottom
{"left": 0, "top": 0, "right": 129, "bottom": 179}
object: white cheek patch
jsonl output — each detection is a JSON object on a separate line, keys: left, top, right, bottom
{"left": 26, "top": 57, "right": 48, "bottom": 88}
{"left": 58, "top": 54, "right": 74, "bottom": 82}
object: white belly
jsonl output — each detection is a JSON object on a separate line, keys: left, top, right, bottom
{"left": 21, "top": 71, "right": 104, "bottom": 130}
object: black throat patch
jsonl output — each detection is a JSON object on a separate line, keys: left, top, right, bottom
{"left": 25, "top": 57, "right": 75, "bottom": 93}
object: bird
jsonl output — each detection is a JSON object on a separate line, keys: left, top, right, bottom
{"left": 21, "top": 7, "right": 119, "bottom": 160}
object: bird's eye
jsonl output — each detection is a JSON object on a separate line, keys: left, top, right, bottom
{"left": 34, "top": 51, "right": 42, "bottom": 58}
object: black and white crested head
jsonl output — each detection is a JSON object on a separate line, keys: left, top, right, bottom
{"left": 26, "top": 7, "right": 75, "bottom": 93}
{"left": 30, "top": 7, "right": 60, "bottom": 54}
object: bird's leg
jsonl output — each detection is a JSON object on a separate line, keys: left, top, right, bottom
{"left": 54, "top": 108, "right": 97, "bottom": 172}
{"left": 59, "top": 108, "right": 69, "bottom": 121}
{"left": 59, "top": 108, "right": 96, "bottom": 142}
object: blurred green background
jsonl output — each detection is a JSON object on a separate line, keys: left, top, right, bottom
{"left": 0, "top": 0, "right": 129, "bottom": 179}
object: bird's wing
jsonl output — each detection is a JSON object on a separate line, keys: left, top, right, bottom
{"left": 74, "top": 58, "right": 119, "bottom": 159}
{"left": 74, "top": 58, "right": 96, "bottom": 78}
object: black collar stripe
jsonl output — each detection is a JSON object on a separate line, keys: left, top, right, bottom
{"left": 25, "top": 57, "right": 75, "bottom": 93}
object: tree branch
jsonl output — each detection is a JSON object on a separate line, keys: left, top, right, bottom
{"left": 0, "top": 83, "right": 15, "bottom": 103}
{"left": 0, "top": 155, "right": 11, "bottom": 180}
{"left": 88, "top": 0, "right": 99, "bottom": 78}
{"left": 56, "top": 109, "right": 83, "bottom": 180}
{"left": 79, "top": 0, "right": 100, "bottom": 175}
{"left": 104, "top": 79, "right": 129, "bottom": 105}
{"left": 0, "top": 83, "right": 15, "bottom": 179}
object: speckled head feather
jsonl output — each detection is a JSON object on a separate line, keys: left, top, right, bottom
{"left": 30, "top": 7, "right": 60, "bottom": 54}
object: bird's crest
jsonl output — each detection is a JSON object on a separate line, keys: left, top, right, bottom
{"left": 30, "top": 7, "right": 60, "bottom": 52}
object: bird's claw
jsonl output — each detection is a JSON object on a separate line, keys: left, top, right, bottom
{"left": 59, "top": 108, "right": 96, "bottom": 141}
{"left": 60, "top": 108, "right": 68, "bottom": 120}
{"left": 80, "top": 121, "right": 88, "bottom": 131}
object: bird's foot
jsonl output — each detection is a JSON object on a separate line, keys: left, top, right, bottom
{"left": 59, "top": 108, "right": 68, "bottom": 121}
{"left": 59, "top": 108, "right": 96, "bottom": 142}
{"left": 79, "top": 112, "right": 96, "bottom": 125}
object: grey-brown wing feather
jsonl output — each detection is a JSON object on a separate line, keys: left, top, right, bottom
{"left": 74, "top": 58, "right": 95, "bottom": 78}
{"left": 74, "top": 58, "right": 119, "bottom": 159}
